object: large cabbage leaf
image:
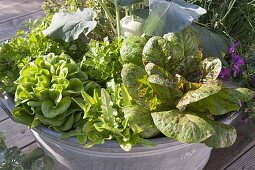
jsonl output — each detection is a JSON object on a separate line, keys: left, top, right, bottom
{"left": 191, "top": 25, "right": 229, "bottom": 62}
{"left": 43, "top": 8, "right": 97, "bottom": 42}
{"left": 144, "top": 0, "right": 206, "bottom": 36}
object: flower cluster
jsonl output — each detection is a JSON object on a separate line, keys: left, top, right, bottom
{"left": 219, "top": 42, "right": 245, "bottom": 80}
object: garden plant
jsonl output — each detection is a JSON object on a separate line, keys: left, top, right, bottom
{"left": 0, "top": 0, "right": 254, "bottom": 153}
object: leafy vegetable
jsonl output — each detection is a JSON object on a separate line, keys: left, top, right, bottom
{"left": 13, "top": 53, "right": 89, "bottom": 130}
{"left": 191, "top": 25, "right": 229, "bottom": 61}
{"left": 202, "top": 121, "right": 237, "bottom": 148}
{"left": 120, "top": 36, "right": 146, "bottom": 66}
{"left": 0, "top": 132, "right": 54, "bottom": 170}
{"left": 177, "top": 80, "right": 223, "bottom": 112}
{"left": 187, "top": 88, "right": 254, "bottom": 115}
{"left": 124, "top": 105, "right": 160, "bottom": 138}
{"left": 81, "top": 38, "right": 122, "bottom": 84}
{"left": 144, "top": 0, "right": 207, "bottom": 36}
{"left": 151, "top": 110, "right": 215, "bottom": 143}
{"left": 120, "top": 29, "right": 254, "bottom": 147}
{"left": 69, "top": 81, "right": 157, "bottom": 151}
{"left": 43, "top": 8, "right": 97, "bottom": 42}
{"left": 151, "top": 110, "right": 237, "bottom": 148}
{"left": 0, "top": 17, "right": 87, "bottom": 94}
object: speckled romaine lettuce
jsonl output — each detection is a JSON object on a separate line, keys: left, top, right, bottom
{"left": 120, "top": 28, "right": 254, "bottom": 148}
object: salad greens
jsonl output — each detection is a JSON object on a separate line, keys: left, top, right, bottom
{"left": 64, "top": 81, "right": 156, "bottom": 151}
{"left": 14, "top": 53, "right": 89, "bottom": 131}
{"left": 121, "top": 28, "right": 253, "bottom": 148}
{"left": 1, "top": 0, "right": 253, "bottom": 151}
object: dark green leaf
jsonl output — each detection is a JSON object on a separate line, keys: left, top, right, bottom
{"left": 191, "top": 25, "right": 229, "bottom": 62}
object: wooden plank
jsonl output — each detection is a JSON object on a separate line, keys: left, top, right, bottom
{"left": 22, "top": 142, "right": 40, "bottom": 154}
{"left": 0, "top": 10, "right": 45, "bottom": 42}
{"left": 0, "top": 118, "right": 35, "bottom": 148}
{"left": 0, "top": 107, "right": 8, "bottom": 122}
{"left": 204, "top": 117, "right": 255, "bottom": 170}
{"left": 0, "top": 0, "right": 43, "bottom": 24}
{"left": 0, "top": 0, "right": 32, "bottom": 8}
{"left": 225, "top": 145, "right": 255, "bottom": 170}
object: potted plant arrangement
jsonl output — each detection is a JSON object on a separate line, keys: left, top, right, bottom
{"left": 0, "top": 0, "right": 254, "bottom": 170}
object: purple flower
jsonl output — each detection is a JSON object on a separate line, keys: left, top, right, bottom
{"left": 219, "top": 67, "right": 231, "bottom": 80}
{"left": 232, "top": 53, "right": 245, "bottom": 66}
{"left": 228, "top": 41, "right": 240, "bottom": 54}
{"left": 232, "top": 64, "right": 241, "bottom": 77}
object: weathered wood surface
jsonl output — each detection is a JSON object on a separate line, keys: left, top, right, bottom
{"left": 0, "top": 0, "right": 44, "bottom": 42}
{"left": 226, "top": 145, "right": 255, "bottom": 170}
{"left": 0, "top": 118, "right": 35, "bottom": 149}
{"left": 0, "top": 107, "right": 8, "bottom": 122}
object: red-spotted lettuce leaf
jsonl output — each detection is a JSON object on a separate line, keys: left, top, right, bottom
{"left": 177, "top": 80, "right": 223, "bottom": 112}
{"left": 151, "top": 110, "right": 237, "bottom": 147}
{"left": 187, "top": 88, "right": 254, "bottom": 115}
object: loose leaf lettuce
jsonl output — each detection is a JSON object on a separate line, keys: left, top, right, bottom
{"left": 41, "top": 96, "right": 72, "bottom": 118}
{"left": 121, "top": 63, "right": 158, "bottom": 110}
{"left": 43, "top": 8, "right": 97, "bottom": 42}
{"left": 144, "top": 0, "right": 206, "bottom": 35}
{"left": 142, "top": 36, "right": 171, "bottom": 69}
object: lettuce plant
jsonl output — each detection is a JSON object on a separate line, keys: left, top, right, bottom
{"left": 13, "top": 53, "right": 90, "bottom": 131}
{"left": 120, "top": 28, "right": 254, "bottom": 148}
{"left": 61, "top": 80, "right": 158, "bottom": 151}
